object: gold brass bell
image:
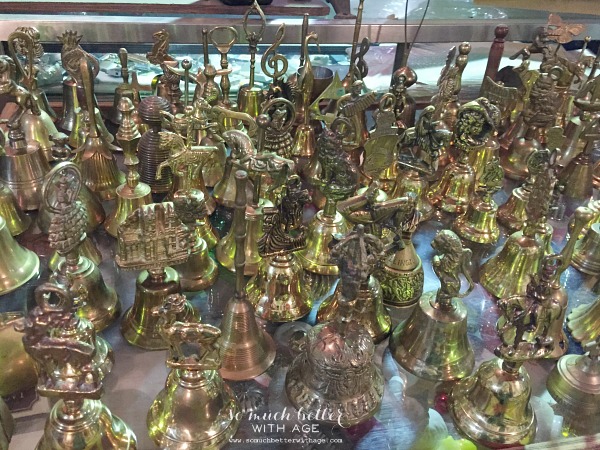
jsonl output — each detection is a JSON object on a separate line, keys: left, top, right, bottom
{"left": 172, "top": 189, "right": 218, "bottom": 292}
{"left": 0, "top": 182, "right": 30, "bottom": 236}
{"left": 148, "top": 294, "right": 241, "bottom": 448}
{"left": 390, "top": 230, "right": 475, "bottom": 381}
{"left": 572, "top": 222, "right": 600, "bottom": 276}
{"left": 567, "top": 296, "right": 600, "bottom": 344}
{"left": 117, "top": 202, "right": 197, "bottom": 350}
{"left": 0, "top": 398, "right": 13, "bottom": 449}
{"left": 285, "top": 319, "right": 384, "bottom": 427}
{"left": 104, "top": 97, "right": 152, "bottom": 238}
{"left": 107, "top": 48, "right": 141, "bottom": 126}
{"left": 48, "top": 235, "right": 102, "bottom": 273}
{"left": 0, "top": 214, "right": 39, "bottom": 295}
{"left": 56, "top": 77, "right": 78, "bottom": 134}
{"left": 0, "top": 312, "right": 37, "bottom": 397}
{"left": 219, "top": 170, "right": 276, "bottom": 381}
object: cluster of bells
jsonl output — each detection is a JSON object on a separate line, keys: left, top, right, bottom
{"left": 1, "top": 5, "right": 600, "bottom": 449}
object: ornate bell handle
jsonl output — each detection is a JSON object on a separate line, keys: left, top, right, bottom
{"left": 79, "top": 57, "right": 99, "bottom": 138}
{"left": 261, "top": 23, "right": 288, "bottom": 83}
{"left": 233, "top": 170, "right": 249, "bottom": 294}
{"left": 118, "top": 48, "right": 129, "bottom": 84}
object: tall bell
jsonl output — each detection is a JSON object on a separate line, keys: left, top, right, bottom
{"left": 72, "top": 58, "right": 124, "bottom": 201}
{"left": 391, "top": 167, "right": 433, "bottom": 222}
{"left": 0, "top": 183, "right": 30, "bottom": 236}
{"left": 172, "top": 189, "right": 218, "bottom": 292}
{"left": 104, "top": 97, "right": 152, "bottom": 238}
{"left": 0, "top": 215, "right": 39, "bottom": 295}
{"left": 56, "top": 77, "right": 78, "bottom": 133}
{"left": 0, "top": 122, "right": 50, "bottom": 211}
{"left": 390, "top": 230, "right": 475, "bottom": 381}
{"left": 148, "top": 294, "right": 240, "bottom": 448}
{"left": 219, "top": 170, "right": 276, "bottom": 381}
{"left": 468, "top": 131, "right": 500, "bottom": 182}
{"left": 117, "top": 202, "right": 197, "bottom": 350}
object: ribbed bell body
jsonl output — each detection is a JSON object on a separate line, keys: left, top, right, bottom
{"left": 173, "top": 236, "right": 218, "bottom": 292}
{"left": 479, "top": 230, "right": 545, "bottom": 298}
{"left": 454, "top": 196, "right": 500, "bottom": 244}
{"left": 428, "top": 160, "right": 475, "bottom": 215}
{"left": 74, "top": 141, "right": 124, "bottom": 201}
{"left": 246, "top": 253, "right": 312, "bottom": 322}
{"left": 56, "top": 78, "right": 78, "bottom": 133}
{"left": 572, "top": 223, "right": 600, "bottom": 276}
{"left": 285, "top": 320, "right": 384, "bottom": 427}
{"left": 39, "top": 185, "right": 105, "bottom": 235}
{"left": 450, "top": 358, "right": 536, "bottom": 448}
{"left": 389, "top": 291, "right": 474, "bottom": 381}
{"left": 148, "top": 369, "right": 240, "bottom": 449}
{"left": 0, "top": 215, "right": 39, "bottom": 295}
{"left": 391, "top": 169, "right": 433, "bottom": 222}
{"left": 317, "top": 276, "right": 391, "bottom": 344}
{"left": 378, "top": 235, "right": 423, "bottom": 307}
{"left": 0, "top": 183, "right": 30, "bottom": 236}
{"left": 137, "top": 96, "right": 172, "bottom": 193}
{"left": 567, "top": 297, "right": 600, "bottom": 344}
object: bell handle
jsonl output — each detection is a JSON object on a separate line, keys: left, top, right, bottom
{"left": 118, "top": 48, "right": 129, "bottom": 84}
{"left": 234, "top": 170, "right": 249, "bottom": 294}
{"left": 7, "top": 30, "right": 35, "bottom": 90}
{"left": 456, "top": 247, "right": 475, "bottom": 299}
{"left": 34, "top": 282, "right": 74, "bottom": 313}
{"left": 79, "top": 57, "right": 99, "bottom": 138}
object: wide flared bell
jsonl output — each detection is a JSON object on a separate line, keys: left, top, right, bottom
{"left": 0, "top": 139, "right": 50, "bottom": 211}
{"left": 378, "top": 235, "right": 423, "bottom": 307}
{"left": 285, "top": 319, "right": 384, "bottom": 427}
{"left": 567, "top": 298, "right": 600, "bottom": 344}
{"left": 454, "top": 196, "right": 500, "bottom": 244}
{"left": 104, "top": 186, "right": 152, "bottom": 238}
{"left": 317, "top": 275, "right": 391, "bottom": 343}
{"left": 0, "top": 183, "right": 30, "bottom": 236}
{"left": 391, "top": 169, "right": 433, "bottom": 222}
{"left": 547, "top": 349, "right": 600, "bottom": 415}
{"left": 121, "top": 267, "right": 197, "bottom": 350}
{"left": 173, "top": 236, "right": 218, "bottom": 292}
{"left": 296, "top": 210, "right": 350, "bottom": 276}
{"left": 0, "top": 215, "right": 39, "bottom": 295}
{"left": 389, "top": 291, "right": 474, "bottom": 381}
{"left": 479, "top": 230, "right": 545, "bottom": 298}
{"left": 246, "top": 253, "right": 312, "bottom": 322}
{"left": 497, "top": 184, "right": 529, "bottom": 232}
{"left": 428, "top": 161, "right": 475, "bottom": 215}
{"left": 148, "top": 368, "right": 240, "bottom": 449}
{"left": 450, "top": 358, "right": 536, "bottom": 448}
{"left": 36, "top": 399, "right": 137, "bottom": 450}
{"left": 572, "top": 223, "right": 600, "bottom": 276}
{"left": 48, "top": 236, "right": 102, "bottom": 273}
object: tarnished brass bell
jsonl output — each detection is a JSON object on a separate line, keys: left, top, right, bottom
{"left": 107, "top": 48, "right": 141, "bottom": 126}
{"left": 148, "top": 294, "right": 240, "bottom": 448}
{"left": 117, "top": 202, "right": 197, "bottom": 350}
{"left": 0, "top": 313, "right": 37, "bottom": 397}
{"left": 572, "top": 222, "right": 600, "bottom": 276}
{"left": 286, "top": 319, "right": 383, "bottom": 427}
{"left": 0, "top": 182, "right": 30, "bottom": 236}
{"left": 390, "top": 230, "right": 475, "bottom": 381}
{"left": 104, "top": 97, "right": 152, "bottom": 238}
{"left": 0, "top": 122, "right": 50, "bottom": 211}
{"left": 56, "top": 77, "right": 78, "bottom": 133}
{"left": 219, "top": 170, "right": 276, "bottom": 381}
{"left": 0, "top": 214, "right": 39, "bottom": 295}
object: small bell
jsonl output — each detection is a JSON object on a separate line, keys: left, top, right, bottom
{"left": 172, "top": 189, "right": 218, "bottom": 292}
{"left": 568, "top": 297, "right": 600, "bottom": 344}
{"left": 468, "top": 131, "right": 500, "bottom": 182}
{"left": 246, "top": 175, "right": 313, "bottom": 322}
{"left": 571, "top": 222, "right": 600, "bottom": 276}
{"left": 44, "top": 162, "right": 119, "bottom": 332}
{"left": 148, "top": 294, "right": 240, "bottom": 448}
{"left": 104, "top": 97, "right": 152, "bottom": 238}
{"left": 480, "top": 167, "right": 555, "bottom": 298}
{"left": 18, "top": 280, "right": 137, "bottom": 450}
{"left": 219, "top": 170, "right": 276, "bottom": 381}
{"left": 390, "top": 230, "right": 475, "bottom": 381}
{"left": 454, "top": 158, "right": 504, "bottom": 244}
{"left": 56, "top": 77, "right": 78, "bottom": 134}
{"left": 117, "top": 202, "right": 197, "bottom": 350}
{"left": 0, "top": 214, "right": 39, "bottom": 295}
{"left": 0, "top": 182, "right": 30, "bottom": 236}
{"left": 107, "top": 48, "right": 141, "bottom": 126}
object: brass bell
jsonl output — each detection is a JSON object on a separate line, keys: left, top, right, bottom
{"left": 107, "top": 48, "right": 141, "bottom": 126}
{"left": 0, "top": 312, "right": 37, "bottom": 397}
{"left": 572, "top": 222, "right": 600, "bottom": 276}
{"left": 454, "top": 158, "right": 504, "bottom": 245}
{"left": 56, "top": 77, "right": 78, "bottom": 133}
{"left": 72, "top": 58, "right": 124, "bottom": 201}
{"left": 20, "top": 107, "right": 64, "bottom": 162}
{"left": 148, "top": 294, "right": 240, "bottom": 448}
{"left": 219, "top": 170, "right": 276, "bottom": 381}
{"left": 213, "top": 131, "right": 256, "bottom": 208}
{"left": 172, "top": 189, "right": 218, "bottom": 292}
{"left": 285, "top": 319, "right": 384, "bottom": 427}
{"left": 0, "top": 182, "right": 30, "bottom": 236}
{"left": 0, "top": 122, "right": 50, "bottom": 211}
{"left": 104, "top": 97, "right": 152, "bottom": 238}
{"left": 117, "top": 202, "right": 197, "bottom": 350}
{"left": 246, "top": 176, "right": 313, "bottom": 322}
{"left": 468, "top": 132, "right": 500, "bottom": 182}
{"left": 0, "top": 214, "right": 39, "bottom": 295}
{"left": 568, "top": 293, "right": 600, "bottom": 344}
{"left": 48, "top": 235, "right": 102, "bottom": 273}
{"left": 547, "top": 336, "right": 600, "bottom": 416}
{"left": 391, "top": 167, "right": 433, "bottom": 222}
{"left": 558, "top": 117, "right": 597, "bottom": 202}
{"left": 390, "top": 230, "right": 475, "bottom": 381}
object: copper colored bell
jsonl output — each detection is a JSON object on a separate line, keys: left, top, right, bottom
{"left": 0, "top": 215, "right": 39, "bottom": 295}
{"left": 572, "top": 223, "right": 600, "bottom": 276}
{"left": 285, "top": 319, "right": 384, "bottom": 427}
{"left": 0, "top": 183, "right": 30, "bottom": 236}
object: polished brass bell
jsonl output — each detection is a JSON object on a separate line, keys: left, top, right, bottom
{"left": 391, "top": 167, "right": 433, "bottom": 222}
{"left": 20, "top": 107, "right": 63, "bottom": 162}
{"left": 568, "top": 296, "right": 600, "bottom": 344}
{"left": 428, "top": 158, "right": 475, "bottom": 215}
{"left": 0, "top": 183, "right": 30, "bottom": 236}
{"left": 558, "top": 119, "right": 597, "bottom": 201}
{"left": 0, "top": 313, "right": 37, "bottom": 397}
{"left": 107, "top": 48, "right": 141, "bottom": 126}
{"left": 0, "top": 214, "right": 39, "bottom": 295}
{"left": 285, "top": 319, "right": 384, "bottom": 427}
{"left": 497, "top": 182, "right": 530, "bottom": 232}
{"left": 219, "top": 170, "right": 276, "bottom": 381}
{"left": 148, "top": 295, "right": 240, "bottom": 448}
{"left": 48, "top": 235, "right": 102, "bottom": 273}
{"left": 390, "top": 230, "right": 475, "bottom": 381}
{"left": 572, "top": 222, "right": 600, "bottom": 276}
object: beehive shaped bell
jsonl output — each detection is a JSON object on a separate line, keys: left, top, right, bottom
{"left": 0, "top": 215, "right": 39, "bottom": 295}
{"left": 0, "top": 183, "right": 30, "bottom": 236}
{"left": 219, "top": 170, "right": 276, "bottom": 381}
{"left": 148, "top": 294, "right": 241, "bottom": 448}
{"left": 390, "top": 230, "right": 474, "bottom": 381}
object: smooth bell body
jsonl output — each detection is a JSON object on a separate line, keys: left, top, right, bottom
{"left": 0, "top": 183, "right": 30, "bottom": 236}
{"left": 572, "top": 223, "right": 600, "bottom": 276}
{"left": 0, "top": 214, "right": 39, "bottom": 295}
{"left": 0, "top": 312, "right": 37, "bottom": 397}
{"left": 428, "top": 159, "right": 475, "bottom": 215}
